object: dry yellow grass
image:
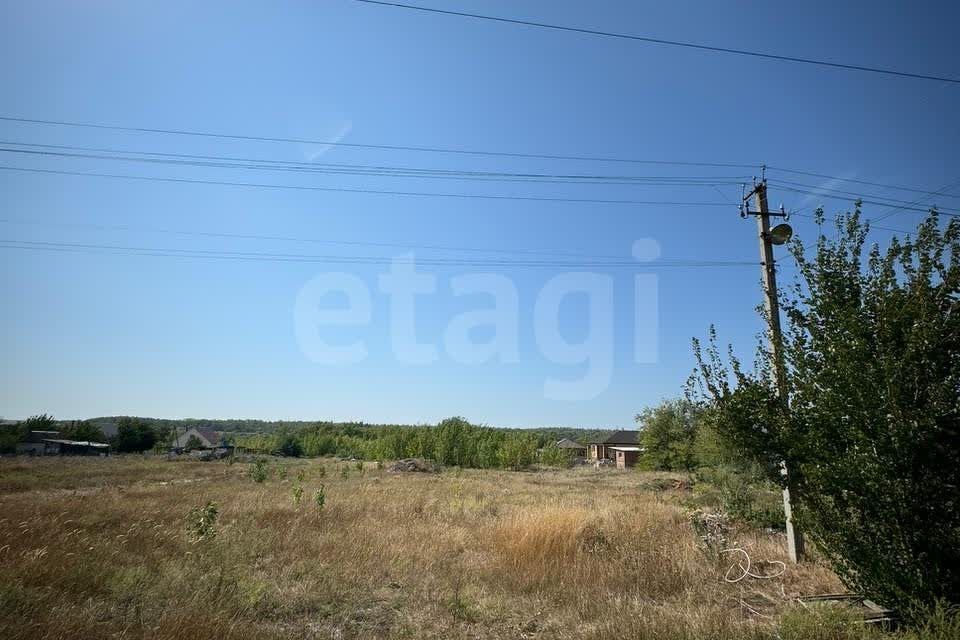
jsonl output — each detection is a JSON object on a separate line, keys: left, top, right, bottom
{"left": 0, "top": 456, "right": 845, "bottom": 639}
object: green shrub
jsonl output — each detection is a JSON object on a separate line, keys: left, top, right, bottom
{"left": 694, "top": 466, "right": 784, "bottom": 531}
{"left": 273, "top": 433, "right": 303, "bottom": 457}
{"left": 497, "top": 433, "right": 537, "bottom": 470}
{"left": 249, "top": 459, "right": 268, "bottom": 483}
{"left": 314, "top": 485, "right": 326, "bottom": 511}
{"left": 540, "top": 444, "right": 574, "bottom": 467}
{"left": 636, "top": 399, "right": 701, "bottom": 471}
{"left": 186, "top": 502, "right": 219, "bottom": 541}
{"left": 694, "top": 211, "right": 960, "bottom": 615}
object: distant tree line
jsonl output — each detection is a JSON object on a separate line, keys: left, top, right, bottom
{"left": 234, "top": 417, "right": 592, "bottom": 470}
{"left": 0, "top": 414, "right": 169, "bottom": 454}
{"left": 2, "top": 413, "right": 606, "bottom": 467}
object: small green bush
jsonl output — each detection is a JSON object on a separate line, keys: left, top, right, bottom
{"left": 249, "top": 459, "right": 268, "bottom": 483}
{"left": 694, "top": 466, "right": 784, "bottom": 531}
{"left": 314, "top": 485, "right": 326, "bottom": 511}
{"left": 540, "top": 444, "right": 575, "bottom": 467}
{"left": 186, "top": 502, "right": 219, "bottom": 541}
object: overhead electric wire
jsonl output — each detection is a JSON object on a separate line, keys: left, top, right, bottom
{"left": 766, "top": 178, "right": 960, "bottom": 214}
{"left": 788, "top": 210, "right": 912, "bottom": 235}
{"left": 0, "top": 115, "right": 760, "bottom": 169}
{"left": 0, "top": 217, "right": 638, "bottom": 261}
{"left": 764, "top": 183, "right": 959, "bottom": 217}
{"left": 766, "top": 166, "right": 960, "bottom": 200}
{"left": 870, "top": 179, "right": 960, "bottom": 223}
{"left": 0, "top": 239, "right": 756, "bottom": 269}
{"left": 0, "top": 117, "right": 946, "bottom": 205}
{"left": 0, "top": 165, "right": 737, "bottom": 207}
{"left": 350, "top": 0, "right": 960, "bottom": 85}
{"left": 0, "top": 144, "right": 749, "bottom": 187}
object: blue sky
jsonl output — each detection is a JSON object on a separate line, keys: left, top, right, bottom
{"left": 1, "top": 1, "right": 957, "bottom": 427}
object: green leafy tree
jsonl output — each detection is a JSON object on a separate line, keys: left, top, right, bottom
{"left": 184, "top": 434, "right": 204, "bottom": 451}
{"left": 434, "top": 417, "right": 476, "bottom": 467}
{"left": 693, "top": 209, "right": 959, "bottom": 615}
{"left": 23, "top": 414, "right": 56, "bottom": 431}
{"left": 539, "top": 443, "right": 575, "bottom": 467}
{"left": 274, "top": 431, "right": 303, "bottom": 457}
{"left": 0, "top": 414, "right": 55, "bottom": 453}
{"left": 59, "top": 420, "right": 107, "bottom": 443}
{"left": 113, "top": 417, "right": 156, "bottom": 452}
{"left": 635, "top": 398, "right": 701, "bottom": 471}
{"left": 153, "top": 423, "right": 173, "bottom": 449}
{"left": 498, "top": 432, "right": 537, "bottom": 470}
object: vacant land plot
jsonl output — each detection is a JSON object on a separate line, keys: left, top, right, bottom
{"left": 1, "top": 456, "right": 850, "bottom": 639}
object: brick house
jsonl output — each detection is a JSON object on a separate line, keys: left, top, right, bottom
{"left": 587, "top": 430, "right": 641, "bottom": 467}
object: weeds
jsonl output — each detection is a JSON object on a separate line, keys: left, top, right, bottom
{"left": 186, "top": 501, "right": 219, "bottom": 541}
{"left": 0, "top": 456, "right": 866, "bottom": 639}
{"left": 314, "top": 484, "right": 326, "bottom": 511}
{"left": 292, "top": 485, "right": 304, "bottom": 506}
{"left": 249, "top": 459, "right": 269, "bottom": 483}
{"left": 692, "top": 466, "right": 784, "bottom": 531}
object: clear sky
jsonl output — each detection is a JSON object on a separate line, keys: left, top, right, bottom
{"left": 1, "top": 1, "right": 957, "bottom": 427}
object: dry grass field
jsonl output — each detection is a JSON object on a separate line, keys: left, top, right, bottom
{"left": 0, "top": 455, "right": 928, "bottom": 639}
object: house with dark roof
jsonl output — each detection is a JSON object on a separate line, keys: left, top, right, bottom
{"left": 588, "top": 430, "right": 642, "bottom": 467}
{"left": 555, "top": 438, "right": 586, "bottom": 457}
{"left": 171, "top": 427, "right": 221, "bottom": 450}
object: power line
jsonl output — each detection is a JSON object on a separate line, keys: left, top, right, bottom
{"left": 351, "top": 0, "right": 960, "bottom": 85}
{"left": 765, "top": 166, "right": 960, "bottom": 200}
{"left": 870, "top": 179, "right": 960, "bottom": 223}
{"left": 0, "top": 217, "right": 638, "bottom": 261}
{"left": 0, "top": 117, "right": 949, "bottom": 205}
{"left": 0, "top": 115, "right": 759, "bottom": 169}
{"left": 766, "top": 183, "right": 959, "bottom": 217}
{"left": 767, "top": 178, "right": 960, "bottom": 214}
{"left": 0, "top": 144, "right": 750, "bottom": 187}
{"left": 0, "top": 165, "right": 736, "bottom": 207}
{"left": 789, "top": 210, "right": 912, "bottom": 235}
{"left": 0, "top": 239, "right": 756, "bottom": 269}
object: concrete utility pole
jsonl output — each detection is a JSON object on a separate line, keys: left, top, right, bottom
{"left": 747, "top": 178, "right": 805, "bottom": 563}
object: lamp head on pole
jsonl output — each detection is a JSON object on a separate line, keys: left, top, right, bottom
{"left": 769, "top": 223, "right": 794, "bottom": 246}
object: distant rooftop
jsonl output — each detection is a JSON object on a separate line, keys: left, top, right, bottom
{"left": 598, "top": 430, "right": 639, "bottom": 445}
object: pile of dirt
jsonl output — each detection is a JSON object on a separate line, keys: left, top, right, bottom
{"left": 387, "top": 458, "right": 440, "bottom": 473}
